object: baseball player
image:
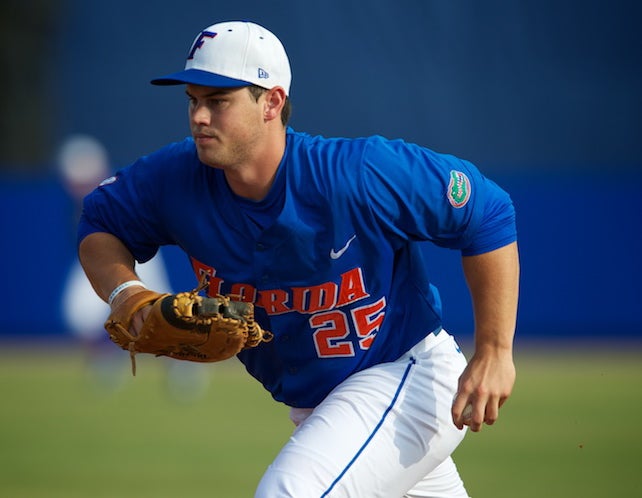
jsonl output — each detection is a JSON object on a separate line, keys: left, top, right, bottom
{"left": 78, "top": 21, "right": 519, "bottom": 497}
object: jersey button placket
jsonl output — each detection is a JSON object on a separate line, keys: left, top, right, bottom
{"left": 253, "top": 241, "right": 273, "bottom": 287}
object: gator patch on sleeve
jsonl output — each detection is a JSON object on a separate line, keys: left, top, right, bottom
{"left": 447, "top": 170, "right": 471, "bottom": 208}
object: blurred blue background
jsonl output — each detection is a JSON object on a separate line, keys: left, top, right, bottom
{"left": 1, "top": 0, "right": 641, "bottom": 342}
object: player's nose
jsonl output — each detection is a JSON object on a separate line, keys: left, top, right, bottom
{"left": 190, "top": 103, "right": 211, "bottom": 126}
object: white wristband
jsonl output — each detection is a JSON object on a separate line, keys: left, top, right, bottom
{"left": 108, "top": 280, "right": 147, "bottom": 305}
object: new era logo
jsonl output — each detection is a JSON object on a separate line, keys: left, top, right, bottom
{"left": 258, "top": 68, "right": 270, "bottom": 79}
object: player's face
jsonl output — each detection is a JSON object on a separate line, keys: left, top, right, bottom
{"left": 186, "top": 85, "right": 265, "bottom": 169}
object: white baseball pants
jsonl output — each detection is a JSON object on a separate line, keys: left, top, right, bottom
{"left": 255, "top": 332, "right": 470, "bottom": 497}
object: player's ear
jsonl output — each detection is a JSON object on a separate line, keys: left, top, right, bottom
{"left": 263, "top": 87, "right": 286, "bottom": 123}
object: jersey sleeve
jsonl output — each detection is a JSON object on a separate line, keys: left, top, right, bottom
{"left": 360, "top": 136, "right": 516, "bottom": 254}
{"left": 77, "top": 140, "right": 191, "bottom": 263}
{"left": 459, "top": 177, "right": 516, "bottom": 256}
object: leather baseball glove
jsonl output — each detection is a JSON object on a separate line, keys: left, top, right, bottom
{"left": 105, "top": 281, "right": 272, "bottom": 375}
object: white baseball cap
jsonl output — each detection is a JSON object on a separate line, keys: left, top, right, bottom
{"left": 151, "top": 21, "right": 291, "bottom": 95}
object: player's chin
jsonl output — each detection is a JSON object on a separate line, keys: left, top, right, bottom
{"left": 194, "top": 147, "right": 224, "bottom": 169}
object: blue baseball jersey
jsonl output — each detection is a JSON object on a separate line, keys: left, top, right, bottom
{"left": 78, "top": 129, "right": 516, "bottom": 408}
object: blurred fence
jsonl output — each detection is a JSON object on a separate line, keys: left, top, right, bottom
{"left": 1, "top": 0, "right": 641, "bottom": 341}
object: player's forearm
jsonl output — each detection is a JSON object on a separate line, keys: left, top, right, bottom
{"left": 461, "top": 241, "right": 520, "bottom": 353}
{"left": 78, "top": 232, "right": 139, "bottom": 303}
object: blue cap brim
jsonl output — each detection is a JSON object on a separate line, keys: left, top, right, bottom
{"left": 151, "top": 68, "right": 252, "bottom": 87}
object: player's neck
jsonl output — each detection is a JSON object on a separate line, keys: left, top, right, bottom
{"left": 225, "top": 131, "right": 286, "bottom": 201}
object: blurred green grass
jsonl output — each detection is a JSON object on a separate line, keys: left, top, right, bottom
{"left": 455, "top": 347, "right": 642, "bottom": 497}
{"left": 0, "top": 343, "right": 640, "bottom": 497}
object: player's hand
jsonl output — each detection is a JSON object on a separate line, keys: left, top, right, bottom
{"left": 451, "top": 346, "right": 515, "bottom": 432}
{"left": 109, "top": 286, "right": 153, "bottom": 337}
{"left": 129, "top": 305, "right": 153, "bottom": 337}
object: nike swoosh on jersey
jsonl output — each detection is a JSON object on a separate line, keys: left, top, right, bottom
{"left": 330, "top": 235, "right": 357, "bottom": 259}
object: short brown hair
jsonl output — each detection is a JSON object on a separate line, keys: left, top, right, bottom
{"left": 248, "top": 85, "right": 291, "bottom": 126}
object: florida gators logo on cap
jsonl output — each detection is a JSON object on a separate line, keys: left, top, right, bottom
{"left": 447, "top": 170, "right": 471, "bottom": 208}
{"left": 188, "top": 31, "right": 217, "bottom": 60}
